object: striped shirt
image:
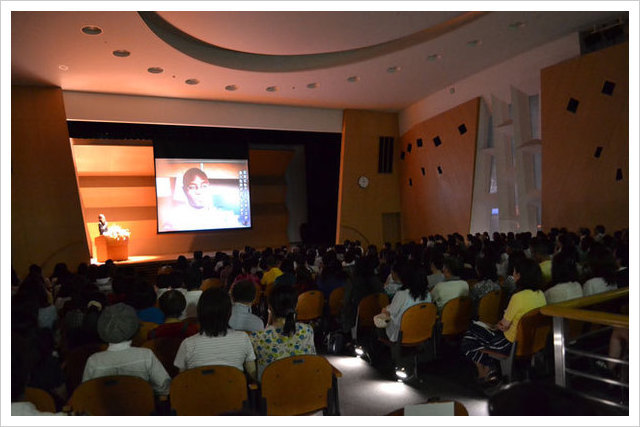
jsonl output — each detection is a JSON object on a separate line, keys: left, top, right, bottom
{"left": 82, "top": 341, "right": 171, "bottom": 395}
{"left": 173, "top": 329, "right": 256, "bottom": 372}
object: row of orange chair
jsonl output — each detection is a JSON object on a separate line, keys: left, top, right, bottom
{"left": 59, "top": 355, "right": 342, "bottom": 416}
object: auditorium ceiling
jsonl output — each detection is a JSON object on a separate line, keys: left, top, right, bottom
{"left": 11, "top": 9, "right": 626, "bottom": 111}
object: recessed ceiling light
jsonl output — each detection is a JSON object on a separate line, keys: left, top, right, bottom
{"left": 387, "top": 66, "right": 401, "bottom": 73}
{"left": 113, "top": 50, "right": 130, "bottom": 57}
{"left": 81, "top": 26, "right": 102, "bottom": 35}
{"left": 225, "top": 84, "right": 238, "bottom": 91}
{"left": 427, "top": 54, "right": 442, "bottom": 62}
{"left": 147, "top": 67, "right": 164, "bottom": 74}
{"left": 347, "top": 76, "right": 360, "bottom": 83}
{"left": 449, "top": 86, "right": 456, "bottom": 95}
{"left": 509, "top": 21, "right": 527, "bottom": 30}
{"left": 266, "top": 86, "right": 279, "bottom": 92}
{"left": 185, "top": 79, "right": 199, "bottom": 85}
{"left": 467, "top": 39, "right": 482, "bottom": 47}
{"left": 306, "top": 83, "right": 318, "bottom": 89}
{"left": 58, "top": 65, "right": 69, "bottom": 71}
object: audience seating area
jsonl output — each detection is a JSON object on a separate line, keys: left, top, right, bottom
{"left": 11, "top": 226, "right": 629, "bottom": 416}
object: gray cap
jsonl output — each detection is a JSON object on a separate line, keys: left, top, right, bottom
{"left": 97, "top": 303, "right": 139, "bottom": 343}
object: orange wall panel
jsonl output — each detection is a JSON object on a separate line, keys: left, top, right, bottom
{"left": 12, "top": 87, "right": 91, "bottom": 277}
{"left": 73, "top": 145, "right": 155, "bottom": 176}
{"left": 399, "top": 98, "right": 480, "bottom": 239}
{"left": 337, "top": 110, "right": 401, "bottom": 246}
{"left": 541, "top": 43, "right": 628, "bottom": 232}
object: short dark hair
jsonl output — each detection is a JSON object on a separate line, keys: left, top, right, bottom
{"left": 443, "top": 255, "right": 463, "bottom": 277}
{"left": 475, "top": 256, "right": 498, "bottom": 282}
{"left": 182, "top": 168, "right": 208, "bottom": 189}
{"left": 513, "top": 258, "right": 543, "bottom": 291}
{"left": 198, "top": 288, "right": 231, "bottom": 337}
{"left": 231, "top": 280, "right": 257, "bottom": 304}
{"left": 159, "top": 290, "right": 186, "bottom": 318}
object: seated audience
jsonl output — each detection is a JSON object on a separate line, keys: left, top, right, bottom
{"left": 460, "top": 258, "right": 546, "bottom": 383}
{"left": 250, "top": 285, "right": 316, "bottom": 380}
{"left": 127, "top": 280, "right": 165, "bottom": 324}
{"left": 82, "top": 303, "right": 171, "bottom": 396}
{"left": 229, "top": 280, "right": 264, "bottom": 332}
{"left": 382, "top": 262, "right": 403, "bottom": 297}
{"left": 544, "top": 250, "right": 583, "bottom": 304}
{"left": 379, "top": 262, "right": 432, "bottom": 342}
{"left": 183, "top": 266, "right": 203, "bottom": 319}
{"left": 260, "top": 256, "right": 283, "bottom": 295}
{"left": 427, "top": 251, "right": 445, "bottom": 291}
{"left": 148, "top": 290, "right": 197, "bottom": 339}
{"left": 317, "top": 253, "right": 349, "bottom": 299}
{"left": 431, "top": 256, "right": 469, "bottom": 311}
{"left": 583, "top": 243, "right": 618, "bottom": 296}
{"left": 469, "top": 256, "right": 501, "bottom": 317}
{"left": 173, "top": 288, "right": 257, "bottom": 379}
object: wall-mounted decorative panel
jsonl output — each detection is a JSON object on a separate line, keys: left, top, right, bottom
{"left": 541, "top": 42, "right": 628, "bottom": 232}
{"left": 399, "top": 98, "right": 480, "bottom": 240}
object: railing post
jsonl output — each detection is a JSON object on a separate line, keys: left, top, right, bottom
{"left": 553, "top": 316, "right": 566, "bottom": 387}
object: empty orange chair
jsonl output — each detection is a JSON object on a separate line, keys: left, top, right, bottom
{"left": 478, "top": 290, "right": 502, "bottom": 325}
{"left": 260, "top": 355, "right": 341, "bottom": 415}
{"left": 170, "top": 365, "right": 250, "bottom": 415}
{"left": 23, "top": 387, "right": 56, "bottom": 413}
{"left": 68, "top": 375, "right": 155, "bottom": 415}
{"left": 440, "top": 296, "right": 473, "bottom": 337}
{"left": 352, "top": 293, "right": 389, "bottom": 341}
{"left": 296, "top": 290, "right": 324, "bottom": 322}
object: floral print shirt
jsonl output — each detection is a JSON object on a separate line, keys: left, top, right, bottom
{"left": 250, "top": 323, "right": 316, "bottom": 380}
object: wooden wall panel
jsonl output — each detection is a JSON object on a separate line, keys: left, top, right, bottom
{"left": 73, "top": 146, "right": 293, "bottom": 257}
{"left": 541, "top": 43, "right": 628, "bottom": 232}
{"left": 11, "top": 87, "right": 91, "bottom": 277}
{"left": 399, "top": 98, "right": 480, "bottom": 239}
{"left": 337, "top": 110, "right": 401, "bottom": 246}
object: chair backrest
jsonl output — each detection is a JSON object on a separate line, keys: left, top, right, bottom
{"left": 68, "top": 375, "right": 155, "bottom": 415}
{"left": 329, "top": 286, "right": 345, "bottom": 317}
{"left": 261, "top": 355, "right": 334, "bottom": 415}
{"left": 170, "top": 365, "right": 248, "bottom": 415}
{"left": 132, "top": 321, "right": 160, "bottom": 347}
{"left": 514, "top": 308, "right": 552, "bottom": 357}
{"left": 357, "top": 293, "right": 390, "bottom": 329}
{"left": 140, "top": 336, "right": 183, "bottom": 378}
{"left": 24, "top": 387, "right": 56, "bottom": 413}
{"left": 440, "top": 296, "right": 473, "bottom": 336}
{"left": 478, "top": 290, "right": 502, "bottom": 325}
{"left": 399, "top": 303, "right": 437, "bottom": 345}
{"left": 296, "top": 290, "right": 324, "bottom": 321}
{"left": 62, "top": 342, "right": 107, "bottom": 395}
{"left": 201, "top": 277, "right": 223, "bottom": 291}
{"left": 387, "top": 400, "right": 469, "bottom": 416}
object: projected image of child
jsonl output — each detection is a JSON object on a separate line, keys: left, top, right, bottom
{"left": 159, "top": 166, "right": 246, "bottom": 232}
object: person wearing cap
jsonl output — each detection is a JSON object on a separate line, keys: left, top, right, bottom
{"left": 82, "top": 303, "right": 171, "bottom": 396}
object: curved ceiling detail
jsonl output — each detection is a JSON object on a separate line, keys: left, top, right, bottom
{"left": 138, "top": 11, "right": 490, "bottom": 73}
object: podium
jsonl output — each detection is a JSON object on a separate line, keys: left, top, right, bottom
{"left": 95, "top": 235, "right": 129, "bottom": 262}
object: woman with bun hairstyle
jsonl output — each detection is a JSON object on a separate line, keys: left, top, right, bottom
{"left": 250, "top": 285, "right": 316, "bottom": 380}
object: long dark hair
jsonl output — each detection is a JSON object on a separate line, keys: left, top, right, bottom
{"left": 198, "top": 288, "right": 231, "bottom": 337}
{"left": 399, "top": 262, "right": 428, "bottom": 301}
{"left": 268, "top": 285, "right": 298, "bottom": 336}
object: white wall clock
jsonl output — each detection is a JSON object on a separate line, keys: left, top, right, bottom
{"left": 358, "top": 175, "right": 369, "bottom": 188}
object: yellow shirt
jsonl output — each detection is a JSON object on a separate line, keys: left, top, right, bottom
{"left": 539, "top": 260, "right": 552, "bottom": 284}
{"left": 503, "top": 289, "right": 546, "bottom": 342}
{"left": 260, "top": 267, "right": 283, "bottom": 287}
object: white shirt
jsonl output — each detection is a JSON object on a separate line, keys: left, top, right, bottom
{"left": 95, "top": 277, "right": 113, "bottom": 294}
{"left": 229, "top": 303, "right": 264, "bottom": 332}
{"left": 174, "top": 329, "right": 256, "bottom": 372}
{"left": 11, "top": 402, "right": 65, "bottom": 416}
{"left": 431, "top": 279, "right": 469, "bottom": 311}
{"left": 385, "top": 289, "right": 432, "bottom": 342}
{"left": 38, "top": 305, "right": 57, "bottom": 329}
{"left": 82, "top": 341, "right": 171, "bottom": 395}
{"left": 184, "top": 289, "right": 203, "bottom": 318}
{"left": 583, "top": 277, "right": 617, "bottom": 297}
{"left": 545, "top": 281, "right": 584, "bottom": 304}
{"left": 427, "top": 272, "right": 445, "bottom": 291}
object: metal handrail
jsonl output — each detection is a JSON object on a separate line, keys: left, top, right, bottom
{"left": 540, "top": 288, "right": 628, "bottom": 328}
